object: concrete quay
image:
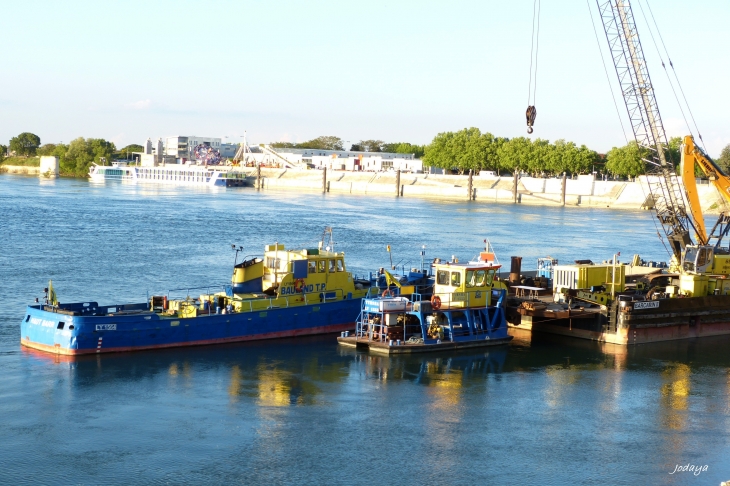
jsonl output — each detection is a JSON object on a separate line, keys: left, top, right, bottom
{"left": 249, "top": 168, "right": 727, "bottom": 214}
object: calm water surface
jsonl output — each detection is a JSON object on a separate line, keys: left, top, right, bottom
{"left": 1, "top": 175, "right": 729, "bottom": 485}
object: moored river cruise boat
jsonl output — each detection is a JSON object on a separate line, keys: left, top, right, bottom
{"left": 89, "top": 161, "right": 247, "bottom": 187}
{"left": 21, "top": 239, "right": 375, "bottom": 355}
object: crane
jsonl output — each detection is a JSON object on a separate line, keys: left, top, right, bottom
{"left": 595, "top": 0, "right": 730, "bottom": 286}
{"left": 595, "top": 0, "right": 697, "bottom": 259}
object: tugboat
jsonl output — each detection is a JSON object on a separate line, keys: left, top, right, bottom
{"left": 21, "top": 232, "right": 375, "bottom": 355}
{"left": 338, "top": 249, "right": 512, "bottom": 354}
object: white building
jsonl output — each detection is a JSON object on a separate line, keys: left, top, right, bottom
{"left": 266, "top": 147, "right": 423, "bottom": 173}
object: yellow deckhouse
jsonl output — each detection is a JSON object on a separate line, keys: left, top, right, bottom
{"left": 431, "top": 261, "right": 506, "bottom": 310}
{"left": 187, "top": 243, "right": 373, "bottom": 315}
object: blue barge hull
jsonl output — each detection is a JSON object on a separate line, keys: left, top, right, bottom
{"left": 21, "top": 298, "right": 362, "bottom": 355}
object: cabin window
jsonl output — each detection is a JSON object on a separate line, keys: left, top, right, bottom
{"left": 308, "top": 261, "right": 317, "bottom": 274}
{"left": 486, "top": 270, "right": 495, "bottom": 286}
{"left": 451, "top": 271, "right": 461, "bottom": 287}
{"left": 318, "top": 260, "right": 326, "bottom": 273}
{"left": 329, "top": 260, "right": 336, "bottom": 272}
{"left": 336, "top": 259, "right": 344, "bottom": 272}
{"left": 475, "top": 270, "right": 487, "bottom": 287}
{"left": 437, "top": 270, "right": 449, "bottom": 285}
{"left": 266, "top": 257, "right": 281, "bottom": 269}
{"left": 466, "top": 270, "right": 475, "bottom": 288}
{"left": 698, "top": 248, "right": 709, "bottom": 266}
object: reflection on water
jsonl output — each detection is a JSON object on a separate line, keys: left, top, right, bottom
{"left": 661, "top": 363, "right": 691, "bottom": 431}
{"left": 10, "top": 316, "right": 730, "bottom": 484}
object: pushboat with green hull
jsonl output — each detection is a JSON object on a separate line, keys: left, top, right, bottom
{"left": 21, "top": 239, "right": 376, "bottom": 356}
{"left": 338, "top": 251, "right": 512, "bottom": 354}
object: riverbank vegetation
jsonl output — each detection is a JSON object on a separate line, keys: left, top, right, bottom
{"left": 2, "top": 132, "right": 117, "bottom": 176}
{"left": 1, "top": 156, "right": 40, "bottom": 166}
{"left": 4, "top": 130, "right": 729, "bottom": 179}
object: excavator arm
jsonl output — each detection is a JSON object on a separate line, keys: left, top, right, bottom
{"left": 681, "top": 135, "right": 730, "bottom": 246}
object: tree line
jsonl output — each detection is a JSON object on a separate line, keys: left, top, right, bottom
{"left": 5, "top": 130, "right": 730, "bottom": 178}
{"left": 268, "top": 130, "right": 730, "bottom": 177}
{"left": 1, "top": 132, "right": 141, "bottom": 177}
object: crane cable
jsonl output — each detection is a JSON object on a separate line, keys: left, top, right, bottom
{"left": 637, "top": 0, "right": 706, "bottom": 152}
{"left": 589, "top": 0, "right": 667, "bottom": 256}
{"left": 526, "top": 0, "right": 541, "bottom": 134}
{"left": 586, "top": 0, "right": 629, "bottom": 145}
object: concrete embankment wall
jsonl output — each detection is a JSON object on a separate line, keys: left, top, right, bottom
{"left": 251, "top": 169, "right": 727, "bottom": 214}
{"left": 0, "top": 165, "right": 41, "bottom": 175}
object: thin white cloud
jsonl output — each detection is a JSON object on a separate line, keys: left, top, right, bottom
{"left": 127, "top": 99, "right": 152, "bottom": 110}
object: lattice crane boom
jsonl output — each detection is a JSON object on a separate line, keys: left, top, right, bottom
{"left": 596, "top": 0, "right": 696, "bottom": 258}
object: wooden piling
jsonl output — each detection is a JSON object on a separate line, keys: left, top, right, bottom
{"left": 513, "top": 171, "right": 518, "bottom": 203}
{"left": 322, "top": 167, "right": 328, "bottom": 193}
{"left": 396, "top": 170, "right": 401, "bottom": 197}
{"left": 256, "top": 165, "right": 261, "bottom": 189}
{"left": 561, "top": 174, "right": 567, "bottom": 206}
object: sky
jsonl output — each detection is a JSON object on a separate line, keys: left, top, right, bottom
{"left": 1, "top": 0, "right": 729, "bottom": 155}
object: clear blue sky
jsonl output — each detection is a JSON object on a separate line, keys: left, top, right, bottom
{"left": 1, "top": 0, "right": 728, "bottom": 155}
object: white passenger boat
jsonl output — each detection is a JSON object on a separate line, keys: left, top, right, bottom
{"left": 88, "top": 162, "right": 247, "bottom": 187}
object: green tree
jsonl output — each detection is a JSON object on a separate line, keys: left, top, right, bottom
{"left": 424, "top": 127, "right": 492, "bottom": 174}
{"left": 59, "top": 137, "right": 115, "bottom": 176}
{"left": 357, "top": 140, "right": 384, "bottom": 152}
{"left": 90, "top": 138, "right": 116, "bottom": 164}
{"left": 481, "top": 133, "right": 507, "bottom": 172}
{"left": 665, "top": 136, "right": 682, "bottom": 169}
{"left": 300, "top": 136, "right": 344, "bottom": 150}
{"left": 496, "top": 137, "right": 533, "bottom": 173}
{"left": 349, "top": 143, "right": 363, "bottom": 151}
{"left": 37, "top": 143, "right": 57, "bottom": 156}
{"left": 605, "top": 141, "right": 649, "bottom": 177}
{"left": 0, "top": 144, "right": 7, "bottom": 162}
{"left": 574, "top": 144, "right": 601, "bottom": 174}
{"left": 53, "top": 143, "right": 69, "bottom": 166}
{"left": 542, "top": 139, "right": 598, "bottom": 176}
{"left": 270, "top": 141, "right": 297, "bottom": 149}
{"left": 271, "top": 136, "right": 344, "bottom": 151}
{"left": 9, "top": 132, "right": 41, "bottom": 156}
{"left": 716, "top": 144, "right": 730, "bottom": 174}
{"left": 116, "top": 144, "right": 144, "bottom": 160}
{"left": 381, "top": 142, "right": 427, "bottom": 159}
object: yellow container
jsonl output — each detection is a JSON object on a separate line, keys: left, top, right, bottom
{"left": 553, "top": 264, "right": 625, "bottom": 292}
{"left": 679, "top": 273, "right": 709, "bottom": 297}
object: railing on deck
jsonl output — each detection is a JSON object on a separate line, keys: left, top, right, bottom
{"left": 355, "top": 288, "right": 506, "bottom": 343}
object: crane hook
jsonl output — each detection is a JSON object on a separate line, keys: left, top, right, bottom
{"left": 526, "top": 105, "right": 537, "bottom": 134}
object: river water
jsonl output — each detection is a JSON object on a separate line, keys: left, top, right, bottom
{"left": 1, "top": 175, "right": 728, "bottom": 485}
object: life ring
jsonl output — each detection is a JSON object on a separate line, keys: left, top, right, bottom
{"left": 382, "top": 289, "right": 393, "bottom": 298}
{"left": 431, "top": 295, "right": 442, "bottom": 310}
{"left": 294, "top": 279, "right": 305, "bottom": 293}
